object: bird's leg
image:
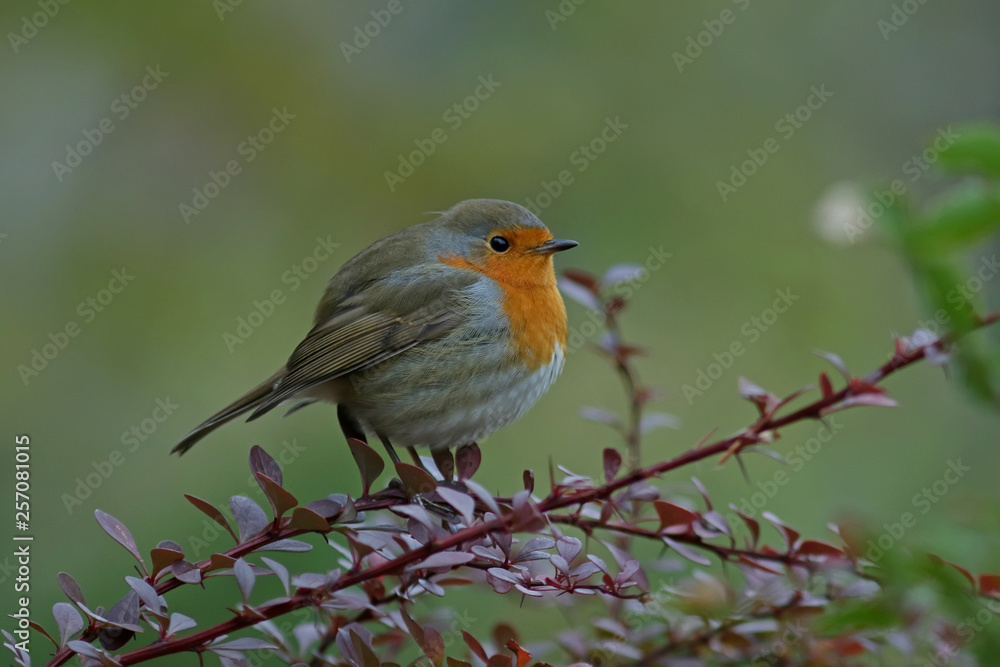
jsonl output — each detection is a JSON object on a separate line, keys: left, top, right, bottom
{"left": 339, "top": 404, "right": 400, "bottom": 464}
{"left": 375, "top": 430, "right": 401, "bottom": 465}
{"left": 337, "top": 404, "right": 366, "bottom": 443}
{"left": 407, "top": 446, "right": 422, "bottom": 467}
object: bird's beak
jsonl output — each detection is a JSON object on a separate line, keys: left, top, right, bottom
{"left": 530, "top": 239, "right": 579, "bottom": 255}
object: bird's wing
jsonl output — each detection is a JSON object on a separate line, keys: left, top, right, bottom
{"left": 248, "top": 269, "right": 476, "bottom": 419}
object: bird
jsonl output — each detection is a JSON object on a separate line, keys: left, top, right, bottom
{"left": 172, "top": 199, "right": 578, "bottom": 465}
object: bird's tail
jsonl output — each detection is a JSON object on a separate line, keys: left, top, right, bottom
{"left": 171, "top": 370, "right": 284, "bottom": 455}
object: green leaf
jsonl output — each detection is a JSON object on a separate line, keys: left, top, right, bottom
{"left": 935, "top": 124, "right": 1000, "bottom": 178}
{"left": 912, "top": 184, "right": 1000, "bottom": 254}
{"left": 815, "top": 599, "right": 899, "bottom": 636}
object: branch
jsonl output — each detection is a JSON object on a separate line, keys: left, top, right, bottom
{"left": 43, "top": 312, "right": 999, "bottom": 667}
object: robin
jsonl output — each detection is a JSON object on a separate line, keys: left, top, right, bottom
{"left": 172, "top": 199, "right": 578, "bottom": 464}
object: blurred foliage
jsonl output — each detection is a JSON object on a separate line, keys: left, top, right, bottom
{"left": 878, "top": 123, "right": 1000, "bottom": 402}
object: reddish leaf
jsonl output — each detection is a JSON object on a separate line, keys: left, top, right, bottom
{"left": 462, "top": 630, "right": 489, "bottom": 663}
{"left": 456, "top": 443, "right": 482, "bottom": 481}
{"left": 728, "top": 504, "right": 761, "bottom": 547}
{"left": 394, "top": 462, "right": 437, "bottom": 496}
{"left": 506, "top": 639, "right": 532, "bottom": 667}
{"left": 761, "top": 512, "right": 800, "bottom": 552}
{"left": 255, "top": 473, "right": 298, "bottom": 520}
{"left": 603, "top": 448, "right": 622, "bottom": 483}
{"left": 150, "top": 546, "right": 184, "bottom": 580}
{"left": 979, "top": 574, "right": 1000, "bottom": 597}
{"left": 432, "top": 448, "right": 455, "bottom": 481}
{"left": 819, "top": 371, "right": 834, "bottom": 399}
{"left": 940, "top": 557, "right": 976, "bottom": 589}
{"left": 654, "top": 501, "right": 699, "bottom": 531}
{"left": 286, "top": 506, "right": 330, "bottom": 532}
{"left": 738, "top": 377, "right": 779, "bottom": 415}
{"left": 562, "top": 268, "right": 599, "bottom": 292}
{"left": 796, "top": 540, "right": 845, "bottom": 559}
{"left": 738, "top": 555, "right": 783, "bottom": 575}
{"left": 209, "top": 554, "right": 236, "bottom": 571}
{"left": 346, "top": 438, "right": 384, "bottom": 497}
{"left": 184, "top": 494, "right": 238, "bottom": 543}
{"left": 522, "top": 469, "right": 534, "bottom": 493}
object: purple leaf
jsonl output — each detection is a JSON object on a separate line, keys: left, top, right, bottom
{"left": 662, "top": 537, "right": 712, "bottom": 566}
{"left": 558, "top": 278, "right": 602, "bottom": 310}
{"left": 580, "top": 407, "right": 621, "bottom": 427}
{"left": 410, "top": 551, "right": 475, "bottom": 571}
{"left": 260, "top": 557, "right": 290, "bottom": 596}
{"left": 167, "top": 613, "right": 197, "bottom": 637}
{"left": 57, "top": 572, "right": 86, "bottom": 605}
{"left": 248, "top": 445, "right": 282, "bottom": 487}
{"left": 813, "top": 349, "right": 852, "bottom": 382}
{"left": 53, "top": 603, "right": 84, "bottom": 646}
{"left": 229, "top": 496, "right": 268, "bottom": 543}
{"left": 94, "top": 510, "right": 144, "bottom": 568}
{"left": 171, "top": 559, "right": 202, "bottom": 585}
{"left": 456, "top": 443, "right": 482, "bottom": 481}
{"left": 260, "top": 539, "right": 312, "bottom": 553}
{"left": 602, "top": 263, "right": 646, "bottom": 287}
{"left": 212, "top": 638, "right": 279, "bottom": 651}
{"left": 556, "top": 536, "right": 583, "bottom": 564}
{"left": 464, "top": 479, "right": 500, "bottom": 515}
{"left": 234, "top": 558, "right": 255, "bottom": 603}
{"left": 639, "top": 412, "right": 681, "bottom": 433}
{"left": 436, "top": 487, "right": 475, "bottom": 525}
{"left": 125, "top": 576, "right": 162, "bottom": 616}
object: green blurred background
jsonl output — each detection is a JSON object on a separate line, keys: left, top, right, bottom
{"left": 3, "top": 1, "right": 1000, "bottom": 662}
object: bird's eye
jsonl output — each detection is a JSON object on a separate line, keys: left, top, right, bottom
{"left": 489, "top": 236, "right": 511, "bottom": 253}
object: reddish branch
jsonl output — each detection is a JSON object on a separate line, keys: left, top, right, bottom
{"left": 44, "top": 313, "right": 999, "bottom": 667}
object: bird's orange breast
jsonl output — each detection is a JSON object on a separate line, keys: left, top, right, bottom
{"left": 440, "top": 233, "right": 567, "bottom": 370}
